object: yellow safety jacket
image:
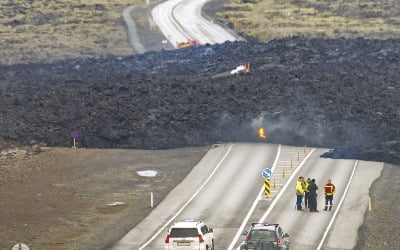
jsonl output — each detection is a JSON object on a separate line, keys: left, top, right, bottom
{"left": 296, "top": 180, "right": 304, "bottom": 195}
{"left": 305, "top": 181, "right": 310, "bottom": 192}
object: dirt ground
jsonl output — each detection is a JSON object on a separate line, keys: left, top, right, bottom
{"left": 0, "top": 146, "right": 209, "bottom": 250}
{"left": 1, "top": 146, "right": 399, "bottom": 249}
{"left": 355, "top": 163, "right": 400, "bottom": 250}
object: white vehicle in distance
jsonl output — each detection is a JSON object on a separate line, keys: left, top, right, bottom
{"left": 165, "top": 219, "right": 215, "bottom": 249}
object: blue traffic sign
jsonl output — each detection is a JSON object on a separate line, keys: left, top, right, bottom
{"left": 262, "top": 168, "right": 272, "bottom": 179}
{"left": 70, "top": 130, "right": 80, "bottom": 138}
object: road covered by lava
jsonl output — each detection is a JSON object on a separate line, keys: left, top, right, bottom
{"left": 0, "top": 37, "right": 399, "bottom": 164}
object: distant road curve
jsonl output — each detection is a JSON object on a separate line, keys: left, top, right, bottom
{"left": 122, "top": 6, "right": 146, "bottom": 53}
{"left": 151, "top": 0, "right": 242, "bottom": 48}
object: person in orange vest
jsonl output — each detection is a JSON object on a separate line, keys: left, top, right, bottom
{"left": 324, "top": 179, "right": 336, "bottom": 211}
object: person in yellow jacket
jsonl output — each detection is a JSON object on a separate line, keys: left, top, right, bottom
{"left": 295, "top": 176, "right": 305, "bottom": 210}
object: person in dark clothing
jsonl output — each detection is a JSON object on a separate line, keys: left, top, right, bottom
{"left": 304, "top": 178, "right": 311, "bottom": 208}
{"left": 308, "top": 179, "right": 319, "bottom": 212}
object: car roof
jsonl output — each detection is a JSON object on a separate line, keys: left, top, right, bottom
{"left": 171, "top": 220, "right": 203, "bottom": 228}
{"left": 251, "top": 223, "right": 279, "bottom": 231}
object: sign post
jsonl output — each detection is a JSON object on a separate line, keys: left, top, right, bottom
{"left": 262, "top": 168, "right": 272, "bottom": 197}
{"left": 70, "top": 130, "right": 80, "bottom": 148}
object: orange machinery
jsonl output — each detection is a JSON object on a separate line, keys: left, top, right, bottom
{"left": 177, "top": 40, "right": 198, "bottom": 48}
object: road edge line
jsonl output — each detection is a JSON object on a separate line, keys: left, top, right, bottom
{"left": 316, "top": 160, "right": 359, "bottom": 250}
{"left": 139, "top": 143, "right": 234, "bottom": 249}
{"left": 228, "top": 144, "right": 282, "bottom": 250}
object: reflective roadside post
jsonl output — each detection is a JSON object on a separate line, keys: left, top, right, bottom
{"left": 262, "top": 168, "right": 272, "bottom": 197}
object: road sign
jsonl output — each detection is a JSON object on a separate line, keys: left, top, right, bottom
{"left": 262, "top": 168, "right": 272, "bottom": 179}
{"left": 70, "top": 130, "right": 80, "bottom": 138}
{"left": 70, "top": 130, "right": 79, "bottom": 148}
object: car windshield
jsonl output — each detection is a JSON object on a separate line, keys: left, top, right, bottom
{"left": 249, "top": 230, "right": 276, "bottom": 241}
{"left": 170, "top": 228, "right": 198, "bottom": 238}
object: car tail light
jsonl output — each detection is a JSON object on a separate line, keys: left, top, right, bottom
{"left": 244, "top": 236, "right": 249, "bottom": 242}
{"left": 198, "top": 234, "right": 204, "bottom": 243}
{"left": 165, "top": 234, "right": 170, "bottom": 243}
{"left": 276, "top": 238, "right": 281, "bottom": 244}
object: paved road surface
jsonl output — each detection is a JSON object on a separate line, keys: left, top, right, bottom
{"left": 113, "top": 143, "right": 383, "bottom": 250}
{"left": 151, "top": 0, "right": 240, "bottom": 48}
{"left": 113, "top": 143, "right": 278, "bottom": 249}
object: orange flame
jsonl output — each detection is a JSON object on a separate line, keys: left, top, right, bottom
{"left": 259, "top": 128, "right": 266, "bottom": 139}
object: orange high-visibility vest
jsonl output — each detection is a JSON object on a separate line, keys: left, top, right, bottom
{"left": 324, "top": 184, "right": 335, "bottom": 195}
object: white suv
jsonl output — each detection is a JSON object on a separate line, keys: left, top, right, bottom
{"left": 165, "top": 219, "right": 215, "bottom": 250}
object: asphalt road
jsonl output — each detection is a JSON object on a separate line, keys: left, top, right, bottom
{"left": 151, "top": 0, "right": 240, "bottom": 47}
{"left": 117, "top": 1, "right": 384, "bottom": 249}
{"left": 259, "top": 150, "right": 359, "bottom": 249}
{"left": 113, "top": 143, "right": 278, "bottom": 249}
{"left": 113, "top": 143, "right": 383, "bottom": 250}
{"left": 229, "top": 148, "right": 383, "bottom": 250}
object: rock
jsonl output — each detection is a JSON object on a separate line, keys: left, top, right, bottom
{"left": 0, "top": 37, "right": 399, "bottom": 164}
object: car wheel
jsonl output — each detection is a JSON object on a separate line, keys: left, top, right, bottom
{"left": 212, "top": 240, "right": 215, "bottom": 250}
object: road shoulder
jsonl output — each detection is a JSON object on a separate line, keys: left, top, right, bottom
{"left": 112, "top": 144, "right": 232, "bottom": 249}
{"left": 325, "top": 160, "right": 384, "bottom": 249}
{"left": 354, "top": 163, "right": 400, "bottom": 250}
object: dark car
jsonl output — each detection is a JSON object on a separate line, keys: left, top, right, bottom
{"left": 240, "top": 223, "right": 290, "bottom": 250}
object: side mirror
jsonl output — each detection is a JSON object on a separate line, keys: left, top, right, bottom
{"left": 209, "top": 228, "right": 214, "bottom": 233}
{"left": 242, "top": 231, "right": 248, "bottom": 236}
{"left": 283, "top": 233, "right": 290, "bottom": 238}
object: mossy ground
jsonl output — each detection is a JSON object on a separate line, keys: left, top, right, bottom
{"left": 0, "top": 0, "right": 143, "bottom": 65}
{"left": 217, "top": 0, "right": 400, "bottom": 41}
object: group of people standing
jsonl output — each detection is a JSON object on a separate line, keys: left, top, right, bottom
{"left": 295, "top": 176, "right": 336, "bottom": 212}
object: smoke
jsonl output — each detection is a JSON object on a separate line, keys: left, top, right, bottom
{"left": 206, "top": 110, "right": 372, "bottom": 149}
{"left": 248, "top": 112, "right": 327, "bottom": 146}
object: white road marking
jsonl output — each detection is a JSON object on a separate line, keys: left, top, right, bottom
{"left": 151, "top": 0, "right": 240, "bottom": 48}
{"left": 138, "top": 144, "right": 233, "bottom": 250}
{"left": 230, "top": 147, "right": 317, "bottom": 250}
{"left": 316, "top": 160, "right": 359, "bottom": 250}
{"left": 259, "top": 148, "right": 317, "bottom": 223}
{"left": 227, "top": 144, "right": 282, "bottom": 250}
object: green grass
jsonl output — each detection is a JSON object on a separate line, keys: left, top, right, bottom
{"left": 217, "top": 0, "right": 400, "bottom": 42}
{"left": 0, "top": 0, "right": 143, "bottom": 65}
